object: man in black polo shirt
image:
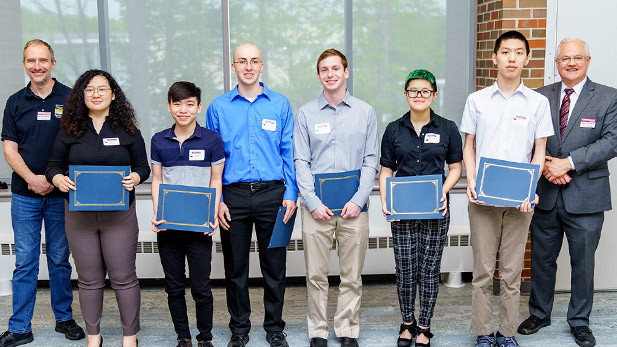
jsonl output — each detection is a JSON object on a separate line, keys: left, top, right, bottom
{"left": 0, "top": 39, "right": 84, "bottom": 347}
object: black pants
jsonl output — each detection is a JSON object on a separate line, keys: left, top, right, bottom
{"left": 529, "top": 191, "right": 603, "bottom": 327}
{"left": 158, "top": 230, "right": 214, "bottom": 341}
{"left": 221, "top": 183, "right": 287, "bottom": 334}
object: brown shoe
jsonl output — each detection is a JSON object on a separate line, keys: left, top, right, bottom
{"left": 198, "top": 340, "right": 214, "bottom": 347}
{"left": 177, "top": 338, "right": 193, "bottom": 347}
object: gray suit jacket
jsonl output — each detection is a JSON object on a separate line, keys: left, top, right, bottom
{"left": 536, "top": 79, "right": 617, "bottom": 213}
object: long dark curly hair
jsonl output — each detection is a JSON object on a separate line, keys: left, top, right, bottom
{"left": 62, "top": 69, "right": 138, "bottom": 137}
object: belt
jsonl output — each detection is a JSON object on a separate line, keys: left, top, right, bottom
{"left": 226, "top": 180, "right": 284, "bottom": 192}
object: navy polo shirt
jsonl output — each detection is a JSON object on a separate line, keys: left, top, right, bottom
{"left": 1, "top": 78, "right": 71, "bottom": 197}
{"left": 151, "top": 123, "right": 225, "bottom": 187}
{"left": 380, "top": 110, "right": 463, "bottom": 179}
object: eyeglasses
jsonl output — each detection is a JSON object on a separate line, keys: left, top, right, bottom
{"left": 556, "top": 56, "right": 589, "bottom": 64}
{"left": 84, "top": 87, "right": 111, "bottom": 97}
{"left": 233, "top": 59, "right": 262, "bottom": 67}
{"left": 405, "top": 89, "right": 434, "bottom": 98}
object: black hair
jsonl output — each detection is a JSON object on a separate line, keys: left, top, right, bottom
{"left": 62, "top": 69, "right": 137, "bottom": 137}
{"left": 494, "top": 30, "right": 530, "bottom": 54}
{"left": 168, "top": 81, "right": 201, "bottom": 104}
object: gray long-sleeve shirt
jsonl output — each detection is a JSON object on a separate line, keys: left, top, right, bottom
{"left": 293, "top": 91, "right": 379, "bottom": 212}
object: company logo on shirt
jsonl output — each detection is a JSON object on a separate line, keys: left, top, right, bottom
{"left": 54, "top": 105, "right": 64, "bottom": 118}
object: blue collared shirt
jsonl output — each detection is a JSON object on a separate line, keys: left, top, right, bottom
{"left": 206, "top": 83, "right": 298, "bottom": 201}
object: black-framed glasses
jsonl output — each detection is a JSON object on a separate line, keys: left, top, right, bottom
{"left": 233, "top": 59, "right": 262, "bottom": 67}
{"left": 405, "top": 89, "right": 434, "bottom": 98}
{"left": 556, "top": 56, "right": 589, "bottom": 64}
{"left": 84, "top": 87, "right": 111, "bottom": 97}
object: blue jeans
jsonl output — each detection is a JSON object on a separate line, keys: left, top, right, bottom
{"left": 9, "top": 193, "right": 73, "bottom": 334}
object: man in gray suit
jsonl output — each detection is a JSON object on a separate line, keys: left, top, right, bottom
{"left": 518, "top": 38, "right": 617, "bottom": 347}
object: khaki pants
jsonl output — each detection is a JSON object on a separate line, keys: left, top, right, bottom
{"left": 469, "top": 203, "right": 532, "bottom": 337}
{"left": 302, "top": 205, "right": 369, "bottom": 339}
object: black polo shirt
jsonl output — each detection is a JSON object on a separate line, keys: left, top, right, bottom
{"left": 380, "top": 110, "right": 463, "bottom": 179}
{"left": 45, "top": 118, "right": 151, "bottom": 205}
{"left": 1, "top": 79, "right": 70, "bottom": 198}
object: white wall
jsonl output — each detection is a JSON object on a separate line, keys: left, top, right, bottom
{"left": 545, "top": 0, "right": 617, "bottom": 290}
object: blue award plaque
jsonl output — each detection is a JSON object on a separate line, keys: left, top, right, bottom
{"left": 268, "top": 206, "right": 298, "bottom": 248}
{"left": 69, "top": 165, "right": 130, "bottom": 211}
{"left": 157, "top": 184, "right": 216, "bottom": 233}
{"left": 386, "top": 175, "right": 443, "bottom": 220}
{"left": 314, "top": 170, "right": 367, "bottom": 216}
{"left": 475, "top": 157, "right": 540, "bottom": 207}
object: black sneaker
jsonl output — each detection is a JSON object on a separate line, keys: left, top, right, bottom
{"left": 55, "top": 319, "right": 86, "bottom": 340}
{"left": 266, "top": 331, "right": 288, "bottom": 347}
{"left": 0, "top": 331, "right": 34, "bottom": 347}
{"left": 571, "top": 326, "right": 596, "bottom": 347}
{"left": 227, "top": 334, "right": 249, "bottom": 347}
{"left": 517, "top": 315, "right": 551, "bottom": 335}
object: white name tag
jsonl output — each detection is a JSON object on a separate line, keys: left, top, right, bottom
{"left": 424, "top": 133, "right": 440, "bottom": 144}
{"left": 580, "top": 118, "right": 596, "bottom": 128}
{"left": 512, "top": 114, "right": 529, "bottom": 125}
{"left": 103, "top": 137, "right": 120, "bottom": 146}
{"left": 314, "top": 123, "right": 331, "bottom": 134}
{"left": 189, "top": 149, "right": 205, "bottom": 161}
{"left": 262, "top": 119, "right": 276, "bottom": 131}
{"left": 37, "top": 111, "right": 51, "bottom": 121}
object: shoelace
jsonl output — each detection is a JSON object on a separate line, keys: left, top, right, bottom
{"left": 269, "top": 331, "right": 287, "bottom": 339}
{"left": 498, "top": 335, "right": 518, "bottom": 346}
{"left": 477, "top": 335, "right": 494, "bottom": 344}
{"left": 572, "top": 326, "right": 592, "bottom": 334}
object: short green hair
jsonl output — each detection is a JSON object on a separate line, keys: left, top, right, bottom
{"left": 404, "top": 69, "right": 437, "bottom": 92}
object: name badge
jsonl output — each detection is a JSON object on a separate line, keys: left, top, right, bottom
{"left": 103, "top": 137, "right": 120, "bottom": 146}
{"left": 512, "top": 114, "right": 529, "bottom": 125}
{"left": 314, "top": 123, "right": 331, "bottom": 134}
{"left": 262, "top": 119, "right": 277, "bottom": 131}
{"left": 580, "top": 118, "right": 596, "bottom": 128}
{"left": 189, "top": 149, "right": 205, "bottom": 161}
{"left": 54, "top": 105, "right": 63, "bottom": 118}
{"left": 424, "top": 133, "right": 440, "bottom": 144}
{"left": 37, "top": 111, "right": 51, "bottom": 121}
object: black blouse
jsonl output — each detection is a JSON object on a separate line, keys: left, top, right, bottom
{"left": 380, "top": 110, "right": 463, "bottom": 179}
{"left": 45, "top": 117, "right": 150, "bottom": 204}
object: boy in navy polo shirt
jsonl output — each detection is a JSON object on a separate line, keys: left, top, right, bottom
{"left": 151, "top": 81, "right": 225, "bottom": 347}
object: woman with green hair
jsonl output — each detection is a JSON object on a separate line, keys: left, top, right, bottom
{"left": 379, "top": 69, "right": 463, "bottom": 347}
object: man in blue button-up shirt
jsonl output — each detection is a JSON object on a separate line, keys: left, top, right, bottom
{"left": 206, "top": 43, "right": 298, "bottom": 347}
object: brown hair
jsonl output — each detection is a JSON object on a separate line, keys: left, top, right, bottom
{"left": 316, "top": 48, "right": 348, "bottom": 73}
{"left": 23, "top": 39, "right": 55, "bottom": 62}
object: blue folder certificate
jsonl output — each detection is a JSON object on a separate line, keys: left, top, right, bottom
{"left": 157, "top": 184, "right": 216, "bottom": 233}
{"left": 314, "top": 170, "right": 367, "bottom": 216}
{"left": 386, "top": 175, "right": 443, "bottom": 220}
{"left": 475, "top": 157, "right": 540, "bottom": 207}
{"left": 268, "top": 206, "right": 298, "bottom": 248}
{"left": 69, "top": 165, "right": 130, "bottom": 211}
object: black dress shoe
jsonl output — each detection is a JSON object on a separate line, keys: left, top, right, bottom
{"left": 571, "top": 326, "right": 596, "bottom": 347}
{"left": 397, "top": 322, "right": 416, "bottom": 347}
{"left": 517, "top": 315, "right": 551, "bottom": 335}
{"left": 227, "top": 334, "right": 249, "bottom": 347}
{"left": 414, "top": 326, "right": 433, "bottom": 347}
{"left": 0, "top": 331, "right": 34, "bottom": 347}
{"left": 310, "top": 337, "right": 328, "bottom": 347}
{"left": 340, "top": 337, "right": 359, "bottom": 347}
{"left": 266, "top": 331, "right": 288, "bottom": 347}
{"left": 55, "top": 319, "right": 86, "bottom": 340}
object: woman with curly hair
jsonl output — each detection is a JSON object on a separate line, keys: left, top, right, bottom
{"left": 46, "top": 69, "right": 150, "bottom": 347}
{"left": 379, "top": 70, "right": 463, "bottom": 347}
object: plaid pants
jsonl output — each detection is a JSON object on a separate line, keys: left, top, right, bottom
{"left": 391, "top": 210, "right": 449, "bottom": 327}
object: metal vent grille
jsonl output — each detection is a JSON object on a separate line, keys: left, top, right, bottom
{"left": 1, "top": 244, "right": 13, "bottom": 255}
{"left": 445, "top": 235, "right": 472, "bottom": 247}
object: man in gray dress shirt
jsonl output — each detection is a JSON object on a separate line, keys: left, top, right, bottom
{"left": 293, "top": 48, "right": 379, "bottom": 347}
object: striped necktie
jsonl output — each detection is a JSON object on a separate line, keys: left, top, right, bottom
{"left": 559, "top": 88, "right": 574, "bottom": 138}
